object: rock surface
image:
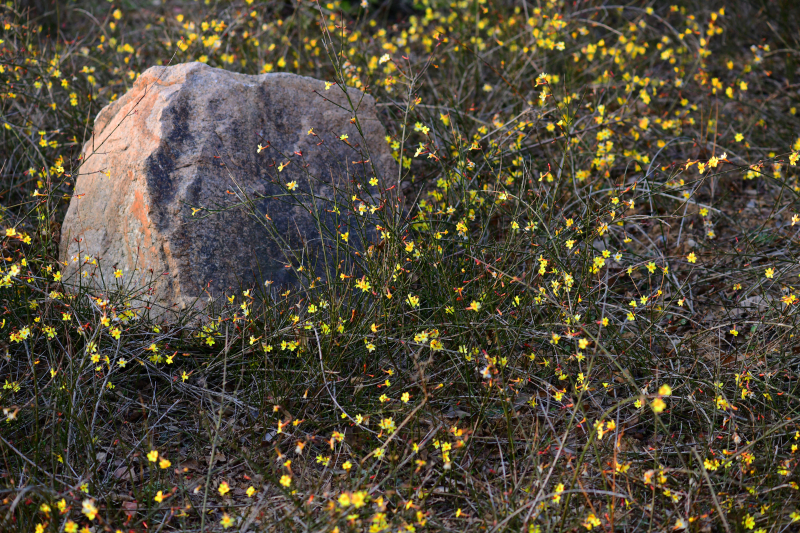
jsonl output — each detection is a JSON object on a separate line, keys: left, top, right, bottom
{"left": 60, "top": 62, "right": 395, "bottom": 315}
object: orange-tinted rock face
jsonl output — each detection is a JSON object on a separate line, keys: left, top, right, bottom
{"left": 60, "top": 62, "right": 396, "bottom": 316}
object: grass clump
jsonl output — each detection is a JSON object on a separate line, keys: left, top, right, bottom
{"left": 2, "top": 0, "right": 800, "bottom": 531}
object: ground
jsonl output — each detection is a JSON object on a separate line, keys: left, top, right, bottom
{"left": 2, "top": 0, "right": 800, "bottom": 531}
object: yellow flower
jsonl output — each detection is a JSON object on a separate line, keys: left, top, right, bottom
{"left": 154, "top": 490, "right": 165, "bottom": 503}
{"left": 352, "top": 491, "right": 367, "bottom": 508}
{"left": 583, "top": 513, "right": 601, "bottom": 530}
{"left": 286, "top": 181, "right": 298, "bottom": 191}
{"left": 221, "top": 513, "right": 234, "bottom": 529}
{"left": 218, "top": 481, "right": 230, "bottom": 496}
{"left": 246, "top": 486, "right": 256, "bottom": 497}
{"left": 686, "top": 252, "right": 697, "bottom": 263}
{"left": 159, "top": 458, "right": 171, "bottom": 469}
{"left": 147, "top": 450, "right": 159, "bottom": 462}
{"left": 651, "top": 397, "right": 666, "bottom": 413}
{"left": 81, "top": 499, "right": 98, "bottom": 521}
{"left": 379, "top": 417, "right": 396, "bottom": 433}
{"left": 765, "top": 267, "right": 774, "bottom": 279}
{"left": 338, "top": 492, "right": 351, "bottom": 507}
{"left": 552, "top": 483, "right": 565, "bottom": 503}
{"left": 65, "top": 521, "right": 78, "bottom": 533}
{"left": 595, "top": 420, "right": 606, "bottom": 440}
{"left": 280, "top": 475, "right": 292, "bottom": 487}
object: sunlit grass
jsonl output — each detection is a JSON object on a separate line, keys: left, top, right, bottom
{"left": 2, "top": 0, "right": 800, "bottom": 531}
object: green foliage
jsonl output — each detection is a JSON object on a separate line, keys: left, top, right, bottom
{"left": 2, "top": 0, "right": 800, "bottom": 531}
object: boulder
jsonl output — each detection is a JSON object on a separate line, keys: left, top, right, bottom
{"left": 59, "top": 62, "right": 396, "bottom": 315}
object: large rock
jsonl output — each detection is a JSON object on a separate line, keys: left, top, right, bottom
{"left": 60, "top": 62, "right": 396, "bottom": 315}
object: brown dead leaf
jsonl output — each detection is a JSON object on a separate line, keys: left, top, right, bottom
{"left": 207, "top": 452, "right": 226, "bottom": 465}
{"left": 112, "top": 465, "right": 138, "bottom": 483}
{"left": 180, "top": 459, "right": 200, "bottom": 471}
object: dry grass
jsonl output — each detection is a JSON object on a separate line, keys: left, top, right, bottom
{"left": 2, "top": 0, "right": 800, "bottom": 531}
